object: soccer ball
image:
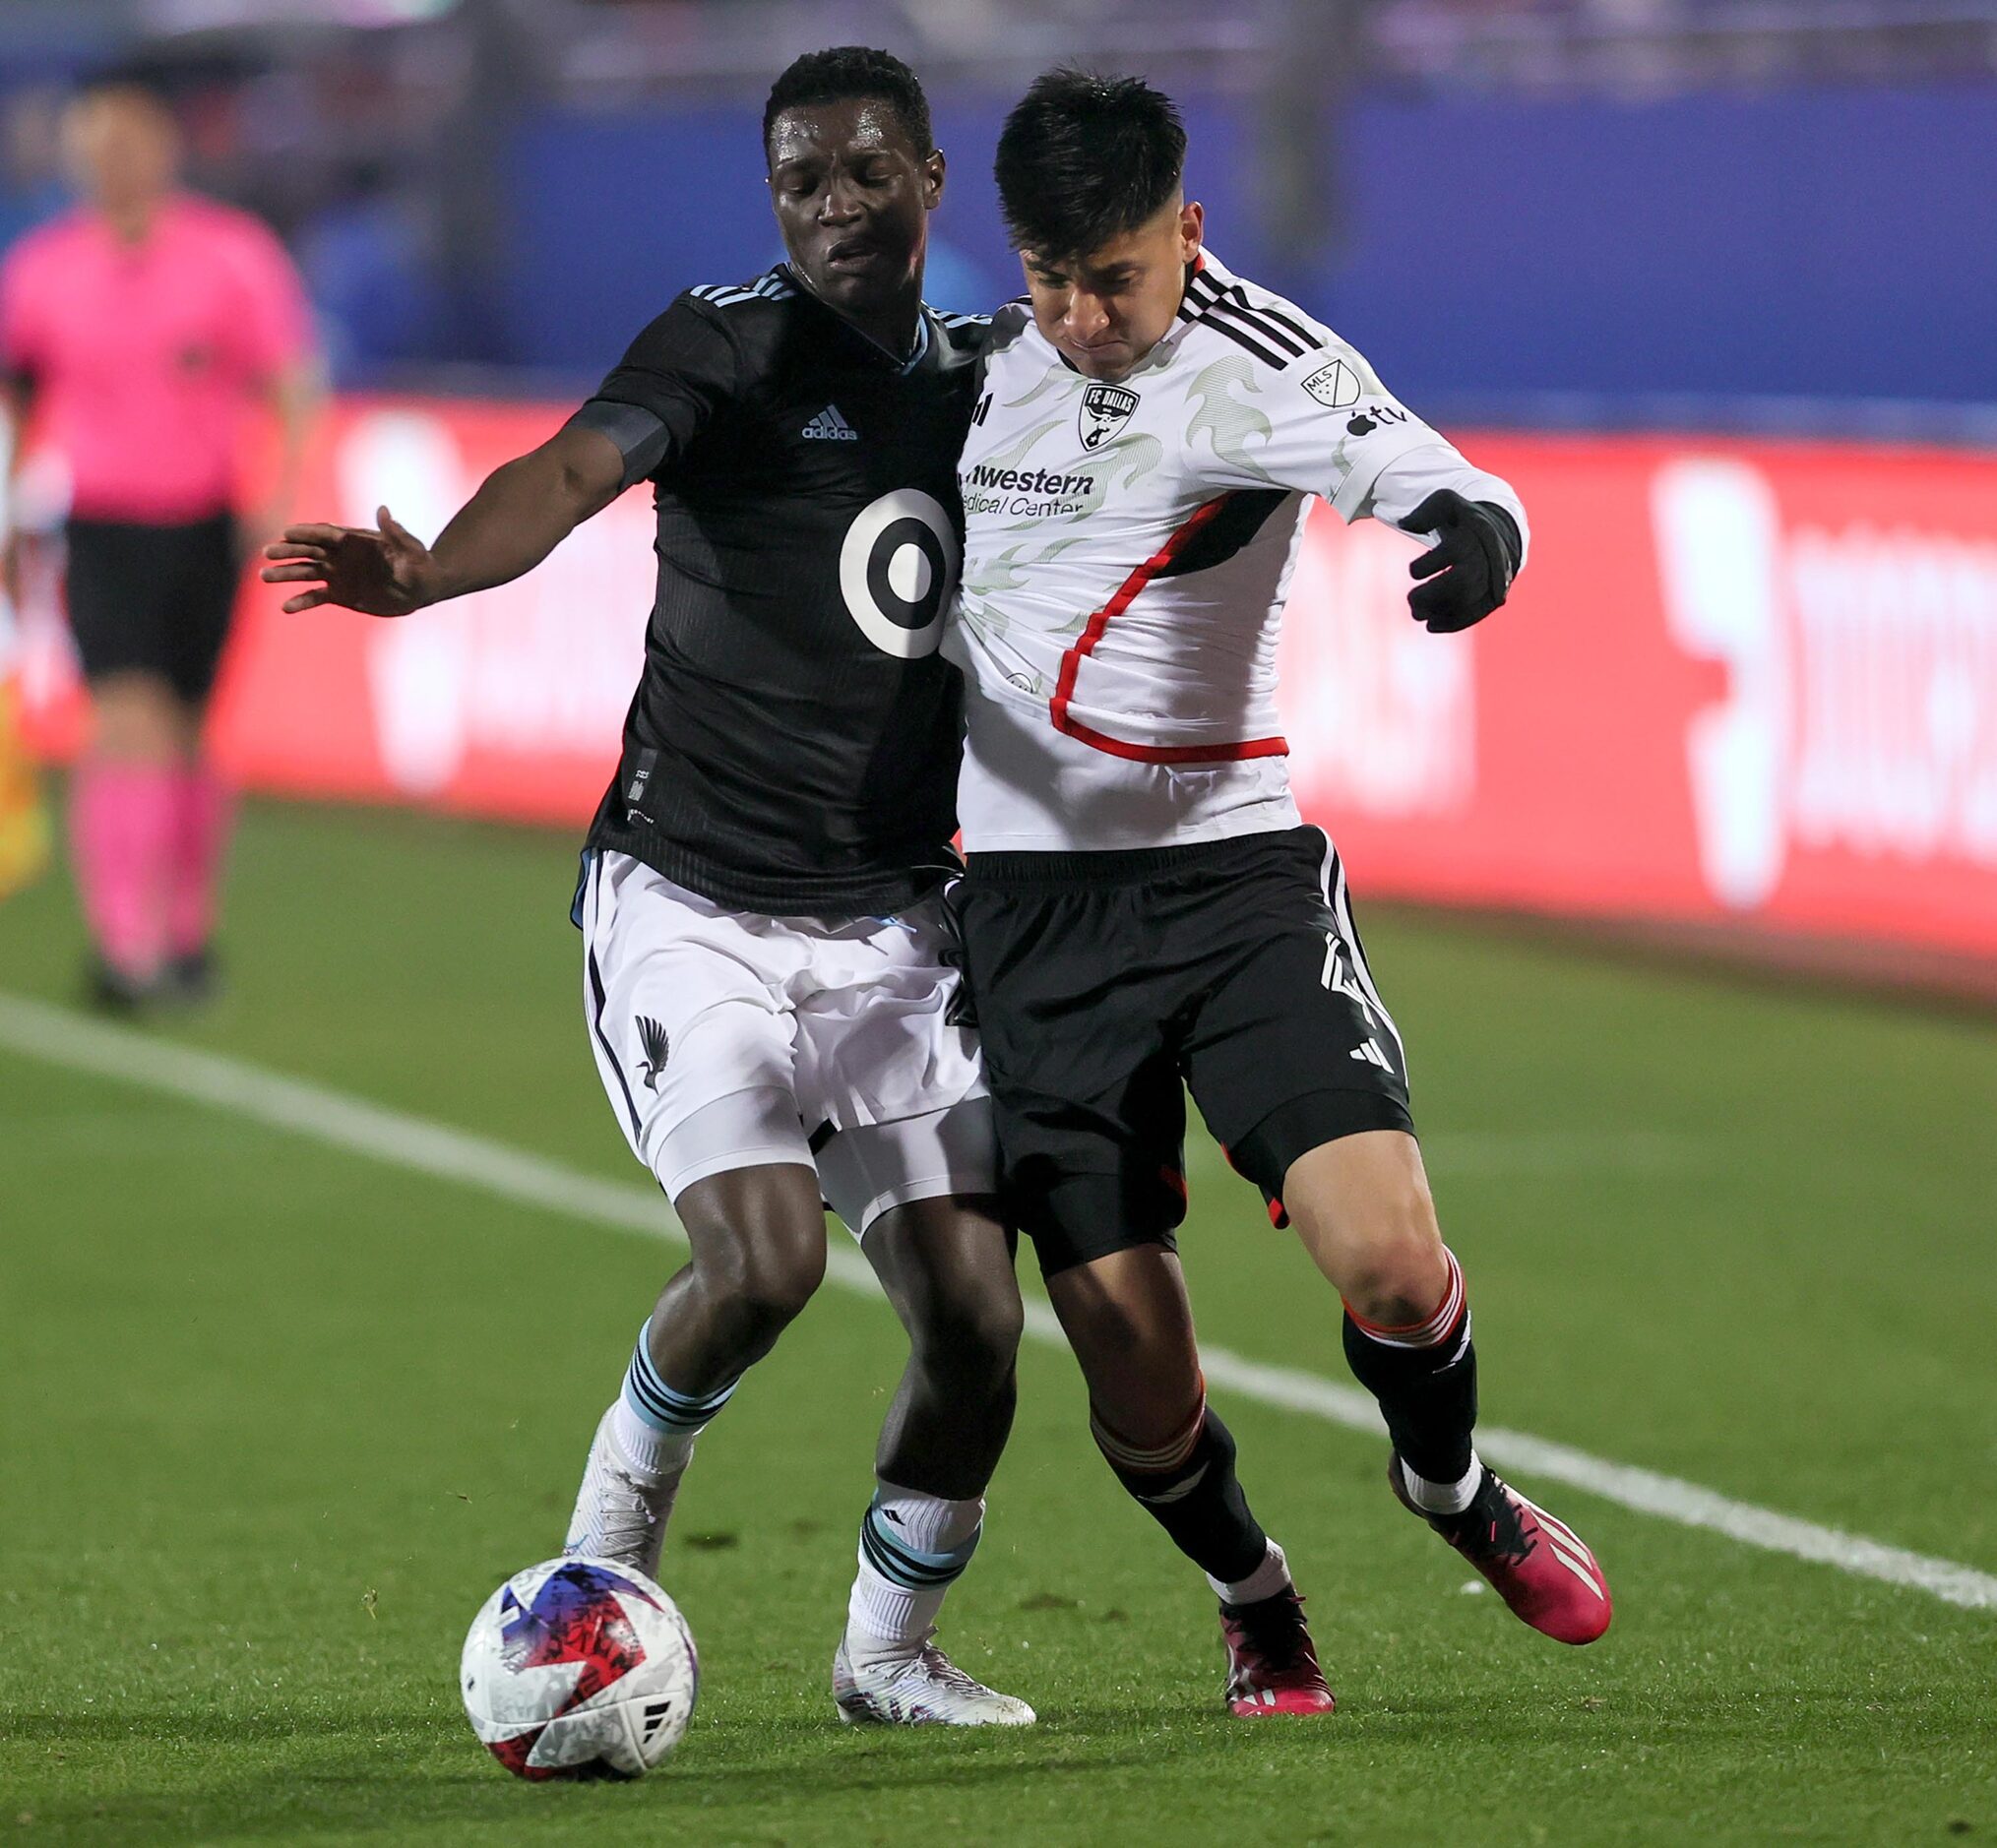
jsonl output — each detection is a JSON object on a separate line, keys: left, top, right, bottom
{"left": 461, "top": 1556, "right": 698, "bottom": 1780}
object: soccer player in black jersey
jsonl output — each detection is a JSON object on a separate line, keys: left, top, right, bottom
{"left": 262, "top": 48, "right": 1033, "bottom": 1728}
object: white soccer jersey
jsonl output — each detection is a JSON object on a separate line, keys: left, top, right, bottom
{"left": 946, "top": 250, "right": 1528, "bottom": 853}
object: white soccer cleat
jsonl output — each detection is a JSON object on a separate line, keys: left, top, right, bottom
{"left": 832, "top": 1633, "right": 1036, "bottom": 1727}
{"left": 562, "top": 1405, "right": 683, "bottom": 1578}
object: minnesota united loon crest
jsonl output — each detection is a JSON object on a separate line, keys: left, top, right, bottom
{"left": 635, "top": 1016, "right": 670, "bottom": 1091}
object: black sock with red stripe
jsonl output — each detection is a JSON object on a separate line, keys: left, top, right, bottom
{"left": 1342, "top": 1246, "right": 1478, "bottom": 1488}
{"left": 1092, "top": 1395, "right": 1272, "bottom": 1589}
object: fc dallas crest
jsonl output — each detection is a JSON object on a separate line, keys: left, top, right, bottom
{"left": 1078, "top": 382, "right": 1140, "bottom": 451}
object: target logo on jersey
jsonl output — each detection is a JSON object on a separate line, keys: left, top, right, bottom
{"left": 461, "top": 1557, "right": 698, "bottom": 1779}
{"left": 840, "top": 488, "right": 959, "bottom": 659}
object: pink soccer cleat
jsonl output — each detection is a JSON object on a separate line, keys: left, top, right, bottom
{"left": 1392, "top": 1456, "right": 1612, "bottom": 1645}
{"left": 1219, "top": 1585, "right": 1338, "bottom": 1716}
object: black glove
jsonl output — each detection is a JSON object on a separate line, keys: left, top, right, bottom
{"left": 1398, "top": 489, "right": 1521, "bottom": 633}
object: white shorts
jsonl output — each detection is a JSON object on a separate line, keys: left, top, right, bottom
{"left": 578, "top": 850, "right": 993, "bottom": 1236}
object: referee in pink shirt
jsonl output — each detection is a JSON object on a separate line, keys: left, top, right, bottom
{"left": 1, "top": 73, "right": 321, "bottom": 1007}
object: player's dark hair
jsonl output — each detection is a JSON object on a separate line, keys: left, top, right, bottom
{"left": 763, "top": 46, "right": 934, "bottom": 161}
{"left": 994, "top": 68, "right": 1186, "bottom": 259}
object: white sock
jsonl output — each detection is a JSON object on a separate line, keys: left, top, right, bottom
{"left": 1402, "top": 1451, "right": 1483, "bottom": 1515}
{"left": 1209, "top": 1538, "right": 1292, "bottom": 1606}
{"left": 613, "top": 1317, "right": 736, "bottom": 1482}
{"left": 844, "top": 1481, "right": 983, "bottom": 1661}
{"left": 610, "top": 1396, "right": 696, "bottom": 1484}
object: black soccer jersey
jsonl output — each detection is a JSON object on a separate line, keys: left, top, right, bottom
{"left": 570, "top": 264, "right": 986, "bottom": 916}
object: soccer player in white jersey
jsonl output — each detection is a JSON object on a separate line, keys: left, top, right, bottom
{"left": 943, "top": 70, "right": 1613, "bottom": 1715}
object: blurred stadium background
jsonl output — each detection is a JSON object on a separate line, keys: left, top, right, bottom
{"left": 7, "top": 0, "right": 1996, "bottom": 976}
{"left": 2, "top": 5, "right": 1993, "bottom": 1843}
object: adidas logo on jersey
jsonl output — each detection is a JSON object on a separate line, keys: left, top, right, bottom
{"left": 802, "top": 405, "right": 858, "bottom": 441}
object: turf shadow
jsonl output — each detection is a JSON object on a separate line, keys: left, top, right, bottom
{"left": 14, "top": 1747, "right": 1156, "bottom": 1846}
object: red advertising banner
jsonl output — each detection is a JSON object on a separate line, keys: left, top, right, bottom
{"left": 13, "top": 400, "right": 1997, "bottom": 960}
{"left": 1280, "top": 437, "right": 1997, "bottom": 959}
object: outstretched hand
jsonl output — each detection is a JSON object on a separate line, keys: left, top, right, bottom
{"left": 260, "top": 506, "right": 439, "bottom": 617}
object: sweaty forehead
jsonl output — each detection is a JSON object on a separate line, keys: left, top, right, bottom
{"left": 769, "top": 97, "right": 913, "bottom": 167}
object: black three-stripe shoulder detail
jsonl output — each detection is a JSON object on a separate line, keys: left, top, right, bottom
{"left": 1194, "top": 308, "right": 1291, "bottom": 369}
{"left": 1207, "top": 281, "right": 1315, "bottom": 356}
{"left": 1211, "top": 285, "right": 1311, "bottom": 356}
{"left": 1240, "top": 295, "right": 1320, "bottom": 349}
{"left": 1182, "top": 274, "right": 1323, "bottom": 368}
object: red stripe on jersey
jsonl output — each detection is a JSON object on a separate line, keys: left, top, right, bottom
{"left": 1053, "top": 712, "right": 1290, "bottom": 764}
{"left": 1047, "top": 492, "right": 1290, "bottom": 766}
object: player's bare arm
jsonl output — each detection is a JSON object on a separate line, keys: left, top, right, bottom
{"left": 259, "top": 422, "right": 625, "bottom": 616}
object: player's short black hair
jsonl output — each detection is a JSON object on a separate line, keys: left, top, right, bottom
{"left": 763, "top": 47, "right": 934, "bottom": 161}
{"left": 994, "top": 68, "right": 1186, "bottom": 259}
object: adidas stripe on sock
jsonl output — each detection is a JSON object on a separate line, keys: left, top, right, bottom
{"left": 846, "top": 1483, "right": 982, "bottom": 1656}
{"left": 613, "top": 1319, "right": 737, "bottom": 1479}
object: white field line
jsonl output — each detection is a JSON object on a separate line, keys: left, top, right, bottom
{"left": 3, "top": 990, "right": 1993, "bottom": 1616}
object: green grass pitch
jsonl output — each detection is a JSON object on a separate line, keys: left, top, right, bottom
{"left": 2, "top": 797, "right": 1992, "bottom": 1846}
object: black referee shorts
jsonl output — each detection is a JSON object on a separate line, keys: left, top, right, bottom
{"left": 951, "top": 826, "right": 1414, "bottom": 1278}
{"left": 64, "top": 513, "right": 241, "bottom": 706}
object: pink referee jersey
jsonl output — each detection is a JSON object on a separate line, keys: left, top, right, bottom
{"left": 0, "top": 193, "right": 311, "bottom": 524}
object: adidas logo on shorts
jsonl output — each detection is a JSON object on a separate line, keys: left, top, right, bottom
{"left": 802, "top": 405, "right": 858, "bottom": 441}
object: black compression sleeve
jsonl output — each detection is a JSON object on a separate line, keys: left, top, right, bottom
{"left": 567, "top": 400, "right": 670, "bottom": 490}
{"left": 566, "top": 294, "right": 741, "bottom": 488}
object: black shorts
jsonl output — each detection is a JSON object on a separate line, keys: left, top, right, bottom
{"left": 952, "top": 825, "right": 1413, "bottom": 1278}
{"left": 64, "top": 514, "right": 240, "bottom": 705}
